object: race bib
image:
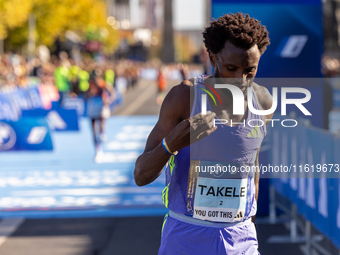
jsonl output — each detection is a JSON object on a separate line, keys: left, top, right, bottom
{"left": 186, "top": 160, "right": 252, "bottom": 223}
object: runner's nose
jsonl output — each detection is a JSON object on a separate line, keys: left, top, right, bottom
{"left": 233, "top": 74, "right": 247, "bottom": 86}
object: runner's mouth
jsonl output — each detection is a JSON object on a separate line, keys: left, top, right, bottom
{"left": 234, "top": 85, "right": 247, "bottom": 91}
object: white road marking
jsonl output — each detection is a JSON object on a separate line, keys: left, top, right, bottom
{"left": 0, "top": 218, "right": 25, "bottom": 247}
{"left": 0, "top": 172, "right": 130, "bottom": 187}
{"left": 106, "top": 141, "right": 145, "bottom": 150}
{"left": 115, "top": 133, "right": 149, "bottom": 140}
{"left": 11, "top": 187, "right": 164, "bottom": 197}
{"left": 94, "top": 151, "right": 140, "bottom": 163}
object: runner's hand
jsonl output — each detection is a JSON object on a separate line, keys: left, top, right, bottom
{"left": 165, "top": 111, "right": 217, "bottom": 152}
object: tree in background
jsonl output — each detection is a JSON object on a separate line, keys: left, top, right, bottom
{"left": 0, "top": 0, "right": 119, "bottom": 54}
{"left": 0, "top": 0, "right": 34, "bottom": 39}
{"left": 175, "top": 33, "right": 199, "bottom": 63}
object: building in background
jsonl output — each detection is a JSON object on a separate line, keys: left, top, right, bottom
{"left": 107, "top": 0, "right": 206, "bottom": 63}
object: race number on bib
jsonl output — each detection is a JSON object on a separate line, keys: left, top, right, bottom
{"left": 186, "top": 160, "right": 252, "bottom": 223}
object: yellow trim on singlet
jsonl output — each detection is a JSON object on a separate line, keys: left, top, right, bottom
{"left": 162, "top": 184, "right": 169, "bottom": 208}
{"left": 169, "top": 155, "right": 175, "bottom": 174}
{"left": 161, "top": 213, "right": 169, "bottom": 235}
{"left": 246, "top": 124, "right": 263, "bottom": 138}
{"left": 162, "top": 156, "right": 175, "bottom": 208}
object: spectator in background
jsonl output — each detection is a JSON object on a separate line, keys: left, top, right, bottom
{"left": 115, "top": 67, "right": 128, "bottom": 96}
{"left": 68, "top": 59, "right": 81, "bottom": 96}
{"left": 200, "top": 47, "right": 209, "bottom": 75}
{"left": 130, "top": 65, "right": 139, "bottom": 89}
{"left": 178, "top": 63, "right": 189, "bottom": 80}
{"left": 78, "top": 62, "right": 91, "bottom": 96}
{"left": 156, "top": 65, "right": 167, "bottom": 105}
{"left": 54, "top": 58, "right": 70, "bottom": 104}
{"left": 105, "top": 65, "right": 115, "bottom": 88}
{"left": 31, "top": 58, "right": 43, "bottom": 78}
{"left": 322, "top": 55, "right": 339, "bottom": 129}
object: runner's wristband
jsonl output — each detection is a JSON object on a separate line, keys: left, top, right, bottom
{"left": 162, "top": 138, "right": 178, "bottom": 155}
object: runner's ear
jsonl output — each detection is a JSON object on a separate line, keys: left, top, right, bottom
{"left": 208, "top": 51, "right": 216, "bottom": 68}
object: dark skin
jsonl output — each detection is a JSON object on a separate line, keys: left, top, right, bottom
{"left": 134, "top": 41, "right": 274, "bottom": 223}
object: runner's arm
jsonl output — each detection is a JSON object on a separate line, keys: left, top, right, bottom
{"left": 134, "top": 83, "right": 217, "bottom": 186}
{"left": 134, "top": 84, "right": 189, "bottom": 186}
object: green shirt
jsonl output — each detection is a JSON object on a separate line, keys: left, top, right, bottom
{"left": 79, "top": 70, "right": 90, "bottom": 92}
{"left": 105, "top": 69, "right": 115, "bottom": 86}
{"left": 54, "top": 66, "right": 70, "bottom": 92}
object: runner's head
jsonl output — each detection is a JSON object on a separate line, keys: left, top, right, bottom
{"left": 203, "top": 12, "right": 270, "bottom": 84}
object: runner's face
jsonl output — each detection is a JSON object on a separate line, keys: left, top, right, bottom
{"left": 209, "top": 41, "right": 261, "bottom": 94}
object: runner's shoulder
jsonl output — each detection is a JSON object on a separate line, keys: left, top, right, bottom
{"left": 164, "top": 79, "right": 193, "bottom": 104}
{"left": 161, "top": 79, "right": 193, "bottom": 119}
{"left": 252, "top": 82, "right": 273, "bottom": 111}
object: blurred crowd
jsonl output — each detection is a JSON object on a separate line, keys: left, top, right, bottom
{"left": 320, "top": 54, "right": 340, "bottom": 130}
{"left": 0, "top": 51, "right": 204, "bottom": 96}
{"left": 322, "top": 55, "right": 340, "bottom": 78}
{"left": 0, "top": 52, "right": 139, "bottom": 97}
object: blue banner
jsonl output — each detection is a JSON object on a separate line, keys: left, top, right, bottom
{"left": 8, "top": 87, "right": 44, "bottom": 112}
{"left": 0, "top": 94, "right": 19, "bottom": 121}
{"left": 211, "top": 3, "right": 323, "bottom": 78}
{"left": 0, "top": 118, "right": 53, "bottom": 151}
{"left": 210, "top": 2, "right": 324, "bottom": 127}
{"left": 0, "top": 87, "right": 46, "bottom": 121}
{"left": 212, "top": 0, "right": 321, "bottom": 4}
{"left": 0, "top": 86, "right": 122, "bottom": 121}
{"left": 22, "top": 106, "right": 79, "bottom": 131}
{"left": 61, "top": 97, "right": 85, "bottom": 116}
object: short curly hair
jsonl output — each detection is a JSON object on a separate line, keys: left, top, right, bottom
{"left": 203, "top": 12, "right": 270, "bottom": 55}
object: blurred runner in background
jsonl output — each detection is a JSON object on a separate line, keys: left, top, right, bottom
{"left": 86, "top": 75, "right": 115, "bottom": 158}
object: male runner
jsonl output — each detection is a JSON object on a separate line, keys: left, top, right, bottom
{"left": 134, "top": 12, "right": 273, "bottom": 254}
{"left": 86, "top": 75, "right": 115, "bottom": 157}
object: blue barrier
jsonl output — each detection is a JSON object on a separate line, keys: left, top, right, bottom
{"left": 331, "top": 139, "right": 340, "bottom": 249}
{"left": 0, "top": 93, "right": 20, "bottom": 121}
{"left": 59, "top": 91, "right": 123, "bottom": 118}
{"left": 0, "top": 87, "right": 46, "bottom": 121}
{"left": 0, "top": 87, "right": 80, "bottom": 132}
{"left": 22, "top": 106, "right": 79, "bottom": 131}
{"left": 61, "top": 97, "right": 85, "bottom": 116}
{"left": 0, "top": 118, "right": 53, "bottom": 151}
{"left": 269, "top": 120, "right": 340, "bottom": 249}
{"left": 0, "top": 85, "right": 123, "bottom": 120}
